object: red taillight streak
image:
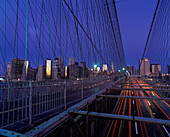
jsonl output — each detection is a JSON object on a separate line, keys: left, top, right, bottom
{"left": 111, "top": 90, "right": 126, "bottom": 137}
{"left": 145, "top": 91, "right": 170, "bottom": 120}
{"left": 134, "top": 91, "right": 144, "bottom": 137}
{"left": 129, "top": 88, "right": 131, "bottom": 137}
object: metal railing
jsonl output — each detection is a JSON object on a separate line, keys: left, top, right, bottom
{"left": 0, "top": 75, "right": 120, "bottom": 128}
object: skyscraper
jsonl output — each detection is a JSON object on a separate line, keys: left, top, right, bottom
{"left": 36, "top": 65, "right": 45, "bottom": 81}
{"left": 52, "top": 58, "right": 59, "bottom": 80}
{"left": 65, "top": 66, "right": 68, "bottom": 78}
{"left": 151, "top": 64, "right": 161, "bottom": 75}
{"left": 45, "top": 58, "right": 52, "bottom": 79}
{"left": 69, "top": 57, "right": 75, "bottom": 66}
{"left": 7, "top": 62, "right": 12, "bottom": 79}
{"left": 135, "top": 69, "right": 139, "bottom": 75}
{"left": 80, "top": 62, "right": 86, "bottom": 78}
{"left": 139, "top": 58, "right": 150, "bottom": 76}
{"left": 103, "top": 64, "right": 108, "bottom": 72}
{"left": 69, "top": 62, "right": 79, "bottom": 79}
{"left": 59, "top": 56, "right": 65, "bottom": 78}
{"left": 97, "top": 67, "right": 101, "bottom": 73}
{"left": 21, "top": 61, "right": 30, "bottom": 80}
{"left": 7, "top": 58, "right": 25, "bottom": 80}
{"left": 103, "top": 64, "right": 109, "bottom": 74}
{"left": 111, "top": 62, "right": 115, "bottom": 73}
{"left": 125, "top": 66, "right": 134, "bottom": 75}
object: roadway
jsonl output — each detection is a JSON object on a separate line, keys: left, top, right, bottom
{"left": 107, "top": 77, "right": 170, "bottom": 137}
{"left": 10, "top": 76, "right": 169, "bottom": 137}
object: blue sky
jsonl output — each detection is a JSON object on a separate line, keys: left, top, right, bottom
{"left": 116, "top": 0, "right": 157, "bottom": 69}
{"left": 0, "top": 0, "right": 158, "bottom": 75}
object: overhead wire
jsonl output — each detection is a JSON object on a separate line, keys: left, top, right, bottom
{"left": 0, "top": 0, "right": 126, "bottom": 75}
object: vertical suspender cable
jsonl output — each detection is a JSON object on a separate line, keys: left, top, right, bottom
{"left": 106, "top": 0, "right": 122, "bottom": 70}
{"left": 142, "top": 0, "right": 160, "bottom": 59}
{"left": 25, "top": 0, "right": 29, "bottom": 118}
{"left": 59, "top": 0, "right": 62, "bottom": 106}
{"left": 4, "top": 0, "right": 6, "bottom": 72}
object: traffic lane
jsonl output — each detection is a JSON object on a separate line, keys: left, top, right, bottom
{"left": 133, "top": 80, "right": 166, "bottom": 137}
{"left": 138, "top": 91, "right": 166, "bottom": 137}
{"left": 136, "top": 80, "right": 170, "bottom": 119}
{"left": 143, "top": 90, "right": 170, "bottom": 120}
{"left": 136, "top": 79, "right": 170, "bottom": 136}
{"left": 147, "top": 83, "right": 170, "bottom": 113}
{"left": 108, "top": 88, "right": 126, "bottom": 137}
{"left": 131, "top": 79, "right": 148, "bottom": 137}
{"left": 134, "top": 79, "right": 167, "bottom": 137}
{"left": 132, "top": 82, "right": 147, "bottom": 137}
{"left": 121, "top": 89, "right": 132, "bottom": 137}
{"left": 151, "top": 91, "right": 170, "bottom": 108}
{"left": 111, "top": 78, "right": 169, "bottom": 137}
{"left": 146, "top": 97, "right": 170, "bottom": 137}
{"left": 147, "top": 91, "right": 170, "bottom": 118}
{"left": 111, "top": 83, "right": 132, "bottom": 137}
{"left": 112, "top": 87, "right": 130, "bottom": 137}
{"left": 129, "top": 84, "right": 142, "bottom": 137}
{"left": 123, "top": 82, "right": 145, "bottom": 137}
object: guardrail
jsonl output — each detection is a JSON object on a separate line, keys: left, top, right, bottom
{"left": 0, "top": 75, "right": 121, "bottom": 128}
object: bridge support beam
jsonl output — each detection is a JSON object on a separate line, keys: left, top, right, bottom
{"left": 98, "top": 95, "right": 170, "bottom": 101}
{"left": 64, "top": 80, "right": 66, "bottom": 110}
{"left": 0, "top": 128, "right": 26, "bottom": 137}
{"left": 73, "top": 110, "right": 170, "bottom": 126}
{"left": 111, "top": 88, "right": 170, "bottom": 92}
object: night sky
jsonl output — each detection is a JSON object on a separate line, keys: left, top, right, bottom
{"left": 0, "top": 0, "right": 158, "bottom": 75}
{"left": 116, "top": 0, "right": 157, "bottom": 69}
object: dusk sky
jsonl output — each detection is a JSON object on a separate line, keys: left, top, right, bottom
{"left": 0, "top": 1, "right": 169, "bottom": 135}
{"left": 116, "top": 0, "right": 157, "bottom": 69}
{"left": 0, "top": 0, "right": 159, "bottom": 75}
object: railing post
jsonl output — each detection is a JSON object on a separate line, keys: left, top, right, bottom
{"left": 64, "top": 80, "right": 66, "bottom": 110}
{"left": 86, "top": 103, "right": 89, "bottom": 137}
{"left": 29, "top": 80, "right": 32, "bottom": 125}
{"left": 81, "top": 80, "right": 83, "bottom": 100}
{"left": 7, "top": 81, "right": 10, "bottom": 102}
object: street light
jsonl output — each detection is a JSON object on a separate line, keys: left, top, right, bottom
{"left": 94, "top": 64, "right": 97, "bottom": 69}
{"left": 122, "top": 67, "right": 125, "bottom": 71}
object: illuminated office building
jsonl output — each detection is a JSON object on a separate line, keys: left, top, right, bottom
{"left": 151, "top": 64, "right": 161, "bottom": 76}
{"left": 139, "top": 58, "right": 150, "bottom": 76}
{"left": 52, "top": 58, "right": 59, "bottom": 80}
{"left": 97, "top": 67, "right": 101, "bottom": 73}
{"left": 7, "top": 58, "right": 25, "bottom": 80}
{"left": 110, "top": 62, "right": 115, "bottom": 73}
{"left": 65, "top": 66, "right": 68, "bottom": 78}
{"left": 69, "top": 57, "right": 75, "bottom": 66}
{"left": 103, "top": 64, "right": 108, "bottom": 72}
{"left": 45, "top": 58, "right": 52, "bottom": 79}
{"left": 21, "top": 61, "right": 30, "bottom": 80}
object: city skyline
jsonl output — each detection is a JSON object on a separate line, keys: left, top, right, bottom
{"left": 5, "top": 56, "right": 116, "bottom": 81}
{"left": 0, "top": 0, "right": 169, "bottom": 75}
{"left": 0, "top": 0, "right": 169, "bottom": 136}
{"left": 0, "top": 0, "right": 125, "bottom": 76}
